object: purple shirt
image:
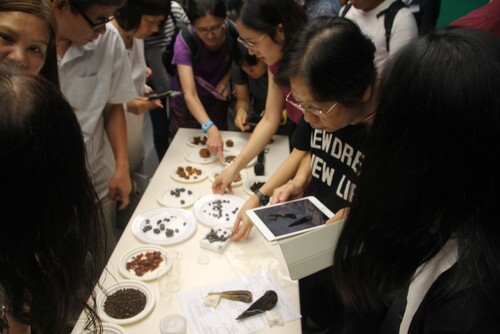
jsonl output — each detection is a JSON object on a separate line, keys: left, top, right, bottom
{"left": 169, "top": 25, "right": 231, "bottom": 137}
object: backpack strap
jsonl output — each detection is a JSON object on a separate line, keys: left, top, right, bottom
{"left": 225, "top": 19, "right": 240, "bottom": 63}
{"left": 340, "top": 2, "right": 352, "bottom": 17}
{"left": 179, "top": 25, "right": 199, "bottom": 64}
{"left": 376, "top": 0, "right": 407, "bottom": 52}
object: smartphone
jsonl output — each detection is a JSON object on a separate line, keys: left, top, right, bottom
{"left": 148, "top": 90, "right": 182, "bottom": 100}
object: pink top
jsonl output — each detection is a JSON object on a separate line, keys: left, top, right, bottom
{"left": 269, "top": 63, "right": 303, "bottom": 124}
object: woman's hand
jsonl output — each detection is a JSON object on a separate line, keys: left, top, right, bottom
{"left": 144, "top": 84, "right": 154, "bottom": 96}
{"left": 232, "top": 195, "right": 260, "bottom": 241}
{"left": 325, "top": 208, "right": 349, "bottom": 225}
{"left": 108, "top": 167, "right": 131, "bottom": 210}
{"left": 206, "top": 125, "right": 224, "bottom": 163}
{"left": 235, "top": 108, "right": 251, "bottom": 132}
{"left": 212, "top": 163, "right": 237, "bottom": 194}
{"left": 127, "top": 96, "right": 163, "bottom": 115}
{"left": 270, "top": 179, "right": 305, "bottom": 204}
{"left": 216, "top": 81, "right": 229, "bottom": 99}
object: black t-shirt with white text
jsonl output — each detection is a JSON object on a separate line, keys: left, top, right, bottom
{"left": 291, "top": 118, "right": 367, "bottom": 213}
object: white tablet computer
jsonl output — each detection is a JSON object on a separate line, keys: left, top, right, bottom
{"left": 245, "top": 196, "right": 334, "bottom": 241}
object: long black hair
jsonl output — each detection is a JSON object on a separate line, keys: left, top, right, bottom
{"left": 187, "top": 0, "right": 226, "bottom": 23}
{"left": 275, "top": 16, "right": 376, "bottom": 107}
{"left": 333, "top": 28, "right": 500, "bottom": 315}
{"left": 236, "top": 0, "right": 307, "bottom": 52}
{"left": 0, "top": 64, "right": 105, "bottom": 333}
{"left": 115, "top": 0, "right": 171, "bottom": 31}
{"left": 68, "top": 0, "right": 125, "bottom": 12}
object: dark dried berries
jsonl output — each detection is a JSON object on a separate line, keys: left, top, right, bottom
{"left": 165, "top": 228, "right": 174, "bottom": 237}
{"left": 104, "top": 288, "right": 147, "bottom": 319}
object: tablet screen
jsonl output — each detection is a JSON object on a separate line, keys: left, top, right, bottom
{"left": 246, "top": 196, "right": 333, "bottom": 241}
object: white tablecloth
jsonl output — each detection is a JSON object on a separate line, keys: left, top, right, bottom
{"left": 72, "top": 128, "right": 301, "bottom": 334}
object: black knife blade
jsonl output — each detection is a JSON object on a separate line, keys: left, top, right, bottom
{"left": 288, "top": 216, "right": 312, "bottom": 228}
{"left": 254, "top": 150, "right": 265, "bottom": 175}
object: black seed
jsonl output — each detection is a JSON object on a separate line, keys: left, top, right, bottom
{"left": 103, "top": 288, "right": 147, "bottom": 319}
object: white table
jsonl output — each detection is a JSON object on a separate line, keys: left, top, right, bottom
{"left": 72, "top": 128, "right": 301, "bottom": 333}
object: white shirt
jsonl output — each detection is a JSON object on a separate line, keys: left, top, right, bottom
{"left": 400, "top": 239, "right": 459, "bottom": 334}
{"left": 343, "top": 0, "right": 418, "bottom": 75}
{"left": 108, "top": 24, "right": 148, "bottom": 173}
{"left": 58, "top": 24, "right": 136, "bottom": 199}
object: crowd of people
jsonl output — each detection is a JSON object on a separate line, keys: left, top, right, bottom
{"left": 1, "top": 0, "right": 499, "bottom": 333}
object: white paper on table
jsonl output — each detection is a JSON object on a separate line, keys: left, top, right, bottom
{"left": 177, "top": 270, "right": 301, "bottom": 334}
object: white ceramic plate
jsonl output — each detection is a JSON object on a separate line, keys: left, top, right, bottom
{"left": 170, "top": 164, "right": 208, "bottom": 183}
{"left": 193, "top": 194, "right": 245, "bottom": 228}
{"left": 222, "top": 136, "right": 247, "bottom": 152}
{"left": 208, "top": 166, "right": 246, "bottom": 187}
{"left": 118, "top": 245, "right": 172, "bottom": 281}
{"left": 243, "top": 176, "right": 269, "bottom": 196}
{"left": 184, "top": 148, "right": 218, "bottom": 164}
{"left": 131, "top": 208, "right": 197, "bottom": 246}
{"left": 157, "top": 186, "right": 199, "bottom": 208}
{"left": 80, "top": 322, "right": 128, "bottom": 334}
{"left": 223, "top": 150, "right": 257, "bottom": 168}
{"left": 97, "top": 280, "right": 155, "bottom": 325}
{"left": 185, "top": 134, "right": 207, "bottom": 147}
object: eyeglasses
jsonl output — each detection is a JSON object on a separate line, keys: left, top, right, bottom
{"left": 193, "top": 22, "right": 225, "bottom": 36}
{"left": 69, "top": 0, "right": 115, "bottom": 30}
{"left": 237, "top": 33, "right": 266, "bottom": 51}
{"left": 285, "top": 91, "right": 337, "bottom": 116}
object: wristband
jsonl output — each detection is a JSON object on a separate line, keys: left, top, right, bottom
{"left": 255, "top": 190, "right": 270, "bottom": 206}
{"left": 201, "top": 120, "right": 214, "bottom": 133}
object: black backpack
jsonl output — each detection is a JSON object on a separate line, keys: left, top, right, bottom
{"left": 162, "top": 19, "right": 239, "bottom": 75}
{"left": 162, "top": 13, "right": 188, "bottom": 75}
{"left": 340, "top": 0, "right": 407, "bottom": 52}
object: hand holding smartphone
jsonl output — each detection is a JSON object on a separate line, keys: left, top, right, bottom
{"left": 148, "top": 90, "right": 183, "bottom": 101}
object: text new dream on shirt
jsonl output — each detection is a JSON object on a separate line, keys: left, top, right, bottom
{"left": 310, "top": 130, "right": 364, "bottom": 203}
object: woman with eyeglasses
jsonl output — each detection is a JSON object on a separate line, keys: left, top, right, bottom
{"left": 212, "top": 0, "right": 308, "bottom": 194}
{"left": 168, "top": 0, "right": 239, "bottom": 161}
{"left": 232, "top": 17, "right": 377, "bottom": 333}
{"left": 111, "top": 0, "right": 170, "bottom": 209}
{"left": 0, "top": 0, "right": 58, "bottom": 85}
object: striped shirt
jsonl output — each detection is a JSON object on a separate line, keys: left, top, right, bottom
{"left": 144, "top": 1, "right": 190, "bottom": 50}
